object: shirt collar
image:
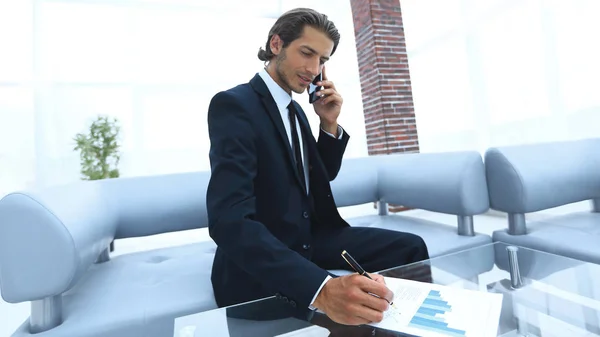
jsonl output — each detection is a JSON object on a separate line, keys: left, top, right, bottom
{"left": 258, "top": 68, "right": 292, "bottom": 111}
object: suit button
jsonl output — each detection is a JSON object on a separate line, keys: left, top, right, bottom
{"left": 302, "top": 244, "right": 310, "bottom": 250}
{"left": 303, "top": 211, "right": 309, "bottom": 218}
{"left": 290, "top": 300, "right": 297, "bottom": 308}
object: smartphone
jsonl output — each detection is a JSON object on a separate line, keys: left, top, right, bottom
{"left": 308, "top": 73, "right": 323, "bottom": 104}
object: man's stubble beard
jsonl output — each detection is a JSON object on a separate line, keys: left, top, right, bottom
{"left": 274, "top": 49, "right": 304, "bottom": 95}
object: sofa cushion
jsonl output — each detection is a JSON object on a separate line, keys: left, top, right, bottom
{"left": 12, "top": 241, "right": 218, "bottom": 337}
{"left": 344, "top": 214, "right": 494, "bottom": 282}
{"left": 346, "top": 214, "right": 492, "bottom": 258}
{"left": 493, "top": 212, "right": 600, "bottom": 265}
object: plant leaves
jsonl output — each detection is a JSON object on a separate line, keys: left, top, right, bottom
{"left": 73, "top": 115, "right": 121, "bottom": 181}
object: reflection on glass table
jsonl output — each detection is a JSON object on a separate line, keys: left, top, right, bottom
{"left": 174, "top": 242, "right": 600, "bottom": 337}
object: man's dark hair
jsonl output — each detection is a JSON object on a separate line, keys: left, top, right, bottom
{"left": 257, "top": 8, "right": 341, "bottom": 62}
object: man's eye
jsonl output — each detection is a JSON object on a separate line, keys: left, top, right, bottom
{"left": 302, "top": 51, "right": 311, "bottom": 56}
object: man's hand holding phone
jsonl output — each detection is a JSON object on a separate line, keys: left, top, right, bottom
{"left": 310, "top": 66, "right": 343, "bottom": 136}
{"left": 308, "top": 73, "right": 323, "bottom": 104}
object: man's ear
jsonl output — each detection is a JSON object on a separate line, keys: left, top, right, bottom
{"left": 270, "top": 34, "right": 282, "bottom": 56}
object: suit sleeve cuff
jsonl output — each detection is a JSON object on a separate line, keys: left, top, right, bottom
{"left": 308, "top": 275, "right": 332, "bottom": 310}
{"left": 320, "top": 125, "right": 344, "bottom": 139}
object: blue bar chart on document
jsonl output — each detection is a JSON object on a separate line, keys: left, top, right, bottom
{"left": 368, "top": 278, "right": 503, "bottom": 337}
{"left": 409, "top": 290, "right": 465, "bottom": 336}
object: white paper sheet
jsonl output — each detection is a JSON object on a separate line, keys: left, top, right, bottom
{"left": 368, "top": 277, "right": 503, "bottom": 337}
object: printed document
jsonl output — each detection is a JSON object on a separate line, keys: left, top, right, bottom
{"left": 369, "top": 277, "right": 503, "bottom": 337}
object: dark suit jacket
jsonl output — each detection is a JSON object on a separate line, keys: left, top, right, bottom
{"left": 206, "top": 73, "right": 350, "bottom": 310}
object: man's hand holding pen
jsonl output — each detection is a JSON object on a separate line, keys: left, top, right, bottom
{"left": 311, "top": 273, "right": 394, "bottom": 326}
{"left": 312, "top": 250, "right": 395, "bottom": 326}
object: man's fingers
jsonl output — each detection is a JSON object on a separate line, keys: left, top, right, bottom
{"left": 318, "top": 94, "right": 341, "bottom": 106}
{"left": 369, "top": 273, "right": 386, "bottom": 284}
{"left": 317, "top": 80, "right": 336, "bottom": 90}
{"left": 357, "top": 278, "right": 394, "bottom": 303}
{"left": 356, "top": 305, "right": 385, "bottom": 324}
{"left": 316, "top": 88, "right": 337, "bottom": 97}
{"left": 364, "top": 292, "right": 391, "bottom": 312}
{"left": 340, "top": 302, "right": 384, "bottom": 325}
{"left": 331, "top": 302, "right": 376, "bottom": 326}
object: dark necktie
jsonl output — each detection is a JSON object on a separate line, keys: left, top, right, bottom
{"left": 287, "top": 102, "right": 307, "bottom": 193}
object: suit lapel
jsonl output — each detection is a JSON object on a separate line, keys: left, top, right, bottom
{"left": 249, "top": 74, "right": 306, "bottom": 189}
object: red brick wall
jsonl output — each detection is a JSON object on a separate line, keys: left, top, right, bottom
{"left": 350, "top": 0, "right": 417, "bottom": 212}
{"left": 350, "top": 0, "right": 419, "bottom": 156}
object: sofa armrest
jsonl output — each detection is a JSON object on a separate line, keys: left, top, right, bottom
{"left": 485, "top": 138, "right": 600, "bottom": 213}
{"left": 0, "top": 182, "right": 116, "bottom": 303}
{"left": 377, "top": 152, "right": 490, "bottom": 215}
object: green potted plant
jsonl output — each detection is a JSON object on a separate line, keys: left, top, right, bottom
{"left": 74, "top": 115, "right": 121, "bottom": 181}
{"left": 74, "top": 115, "right": 121, "bottom": 251}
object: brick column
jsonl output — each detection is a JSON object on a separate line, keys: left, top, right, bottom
{"left": 350, "top": 0, "right": 418, "bottom": 212}
{"left": 350, "top": 0, "right": 418, "bottom": 155}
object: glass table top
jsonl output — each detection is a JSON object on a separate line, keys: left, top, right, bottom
{"left": 174, "top": 242, "right": 600, "bottom": 337}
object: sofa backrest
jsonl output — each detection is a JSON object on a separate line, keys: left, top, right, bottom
{"left": 101, "top": 171, "right": 211, "bottom": 239}
{"left": 485, "top": 138, "right": 600, "bottom": 213}
{"left": 332, "top": 152, "right": 490, "bottom": 216}
{"left": 104, "top": 150, "right": 490, "bottom": 239}
{"left": 106, "top": 150, "right": 490, "bottom": 240}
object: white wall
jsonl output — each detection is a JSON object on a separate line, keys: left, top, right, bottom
{"left": 0, "top": 0, "right": 367, "bottom": 196}
{"left": 2, "top": 0, "right": 600, "bottom": 197}
{"left": 402, "top": 0, "right": 600, "bottom": 154}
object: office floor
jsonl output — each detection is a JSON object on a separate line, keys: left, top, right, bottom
{"left": 0, "top": 202, "right": 590, "bottom": 336}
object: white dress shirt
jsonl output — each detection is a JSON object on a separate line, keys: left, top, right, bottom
{"left": 258, "top": 68, "right": 340, "bottom": 309}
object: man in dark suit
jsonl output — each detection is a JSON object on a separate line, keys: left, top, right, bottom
{"left": 206, "top": 7, "right": 430, "bottom": 326}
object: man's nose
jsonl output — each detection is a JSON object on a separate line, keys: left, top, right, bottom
{"left": 307, "top": 59, "right": 321, "bottom": 77}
